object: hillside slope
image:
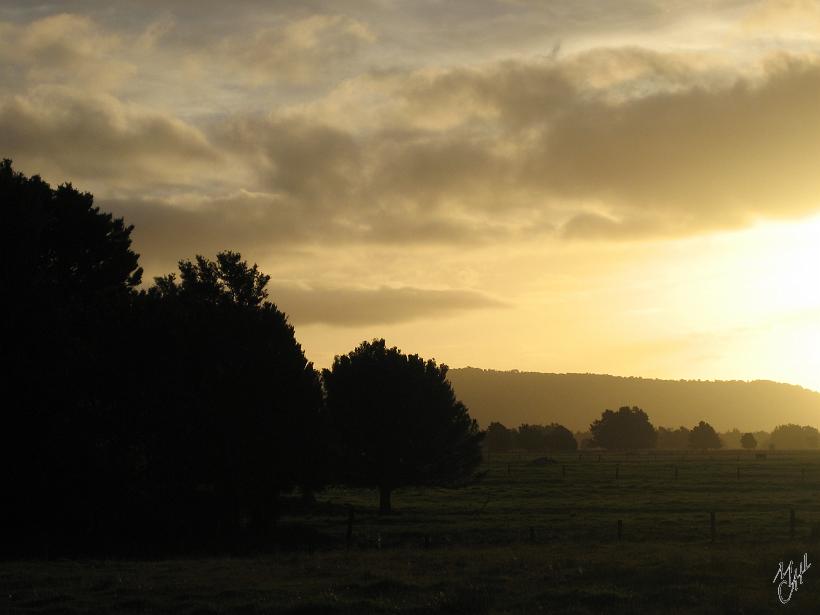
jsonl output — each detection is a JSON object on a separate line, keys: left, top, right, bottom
{"left": 447, "top": 368, "right": 820, "bottom": 432}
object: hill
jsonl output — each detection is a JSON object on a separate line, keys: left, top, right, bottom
{"left": 447, "top": 368, "right": 820, "bottom": 432}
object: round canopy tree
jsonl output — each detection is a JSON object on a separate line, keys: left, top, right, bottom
{"left": 323, "top": 339, "right": 483, "bottom": 514}
{"left": 688, "top": 421, "right": 722, "bottom": 450}
{"left": 544, "top": 423, "right": 578, "bottom": 452}
{"left": 589, "top": 406, "right": 657, "bottom": 450}
{"left": 740, "top": 432, "right": 757, "bottom": 450}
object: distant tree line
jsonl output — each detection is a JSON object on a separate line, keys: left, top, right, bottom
{"left": 484, "top": 422, "right": 578, "bottom": 453}
{"left": 519, "top": 406, "right": 820, "bottom": 452}
{"left": 0, "top": 161, "right": 483, "bottom": 556}
{"left": 718, "top": 425, "right": 820, "bottom": 450}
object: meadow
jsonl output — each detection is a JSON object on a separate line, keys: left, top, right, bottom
{"left": 4, "top": 449, "right": 820, "bottom": 614}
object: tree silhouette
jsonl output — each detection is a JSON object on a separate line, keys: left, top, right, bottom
{"left": 1, "top": 159, "right": 326, "bottom": 554}
{"left": 657, "top": 426, "right": 691, "bottom": 449}
{"left": 771, "top": 424, "right": 820, "bottom": 449}
{"left": 138, "top": 252, "right": 325, "bottom": 535}
{"left": 323, "top": 339, "right": 483, "bottom": 514}
{"left": 740, "top": 432, "right": 757, "bottom": 450}
{"left": 688, "top": 421, "right": 722, "bottom": 450}
{"left": 544, "top": 423, "right": 578, "bottom": 451}
{"left": 1, "top": 159, "right": 142, "bottom": 300}
{"left": 485, "top": 422, "right": 514, "bottom": 452}
{"left": 517, "top": 424, "right": 548, "bottom": 451}
{"left": 589, "top": 406, "right": 657, "bottom": 450}
{"left": 516, "top": 423, "right": 577, "bottom": 451}
{"left": 2, "top": 160, "right": 143, "bottom": 555}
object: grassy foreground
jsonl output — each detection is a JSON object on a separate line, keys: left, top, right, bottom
{"left": 4, "top": 450, "right": 820, "bottom": 613}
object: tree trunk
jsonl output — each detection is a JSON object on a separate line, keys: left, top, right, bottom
{"left": 378, "top": 486, "right": 392, "bottom": 515}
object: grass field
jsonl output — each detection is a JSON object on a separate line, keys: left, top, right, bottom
{"left": 4, "top": 449, "right": 820, "bottom": 613}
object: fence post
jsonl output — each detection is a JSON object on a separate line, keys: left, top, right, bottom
{"left": 346, "top": 506, "right": 355, "bottom": 549}
{"left": 562, "top": 464, "right": 566, "bottom": 479}
{"left": 507, "top": 463, "right": 511, "bottom": 476}
{"left": 615, "top": 463, "right": 620, "bottom": 480}
{"left": 530, "top": 526, "right": 535, "bottom": 542}
{"left": 674, "top": 465, "right": 678, "bottom": 480}
{"left": 710, "top": 511, "right": 716, "bottom": 543}
{"left": 617, "top": 519, "right": 623, "bottom": 541}
{"left": 737, "top": 467, "right": 740, "bottom": 480}
{"left": 790, "top": 509, "right": 796, "bottom": 539}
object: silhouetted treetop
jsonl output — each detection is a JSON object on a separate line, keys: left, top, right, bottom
{"left": 1, "top": 158, "right": 142, "bottom": 301}
{"left": 152, "top": 251, "right": 270, "bottom": 308}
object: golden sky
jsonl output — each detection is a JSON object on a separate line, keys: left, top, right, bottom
{"left": 3, "top": 0, "right": 820, "bottom": 390}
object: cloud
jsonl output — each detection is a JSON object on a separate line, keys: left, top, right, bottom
{"left": 742, "top": 0, "right": 820, "bottom": 36}
{"left": 268, "top": 284, "right": 508, "bottom": 326}
{"left": 0, "top": 14, "right": 133, "bottom": 90}
{"left": 532, "top": 54, "right": 820, "bottom": 236}
{"left": 209, "top": 14, "right": 375, "bottom": 86}
{"left": 101, "top": 48, "right": 820, "bottom": 259}
{"left": 107, "top": 191, "right": 319, "bottom": 267}
{"left": 7, "top": 6, "right": 820, "bottom": 257}
{"left": 105, "top": 188, "right": 509, "bottom": 273}
{"left": 201, "top": 49, "right": 820, "bottom": 246}
{"left": 0, "top": 87, "right": 219, "bottom": 189}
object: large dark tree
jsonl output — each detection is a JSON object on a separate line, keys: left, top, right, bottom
{"left": 2, "top": 159, "right": 325, "bottom": 554}
{"left": 323, "top": 339, "right": 483, "bottom": 514}
{"left": 589, "top": 406, "right": 657, "bottom": 450}
{"left": 1, "top": 160, "right": 143, "bottom": 555}
{"left": 688, "top": 421, "right": 722, "bottom": 450}
{"left": 134, "top": 252, "right": 325, "bottom": 537}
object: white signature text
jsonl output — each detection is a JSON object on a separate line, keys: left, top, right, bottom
{"left": 773, "top": 553, "right": 811, "bottom": 605}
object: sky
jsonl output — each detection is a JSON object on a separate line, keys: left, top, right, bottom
{"left": 3, "top": 0, "right": 820, "bottom": 390}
